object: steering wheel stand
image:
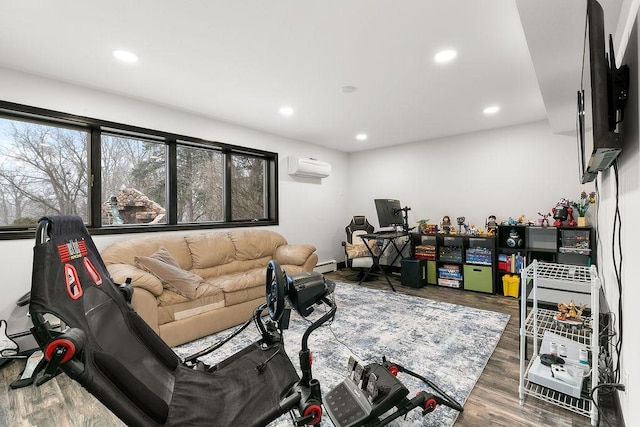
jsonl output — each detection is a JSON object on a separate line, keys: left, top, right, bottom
{"left": 255, "top": 261, "right": 337, "bottom": 426}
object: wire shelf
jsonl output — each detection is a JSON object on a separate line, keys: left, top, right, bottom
{"left": 521, "top": 261, "right": 592, "bottom": 284}
{"left": 524, "top": 308, "right": 592, "bottom": 346}
{"left": 519, "top": 260, "right": 600, "bottom": 425}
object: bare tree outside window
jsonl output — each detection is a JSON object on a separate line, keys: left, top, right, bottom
{"left": 101, "top": 134, "right": 166, "bottom": 225}
{"left": 231, "top": 154, "right": 266, "bottom": 220}
{"left": 0, "top": 117, "right": 89, "bottom": 226}
{"left": 177, "top": 144, "right": 223, "bottom": 223}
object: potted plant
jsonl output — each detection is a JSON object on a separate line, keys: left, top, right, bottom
{"left": 571, "top": 191, "right": 596, "bottom": 227}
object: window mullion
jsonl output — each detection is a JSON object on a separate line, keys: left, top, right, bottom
{"left": 167, "top": 140, "right": 177, "bottom": 225}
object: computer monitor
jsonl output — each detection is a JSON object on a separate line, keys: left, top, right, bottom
{"left": 374, "top": 199, "right": 403, "bottom": 228}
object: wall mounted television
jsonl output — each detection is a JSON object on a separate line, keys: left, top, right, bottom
{"left": 578, "top": 0, "right": 629, "bottom": 184}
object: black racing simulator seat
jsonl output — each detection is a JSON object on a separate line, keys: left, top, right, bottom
{"left": 29, "top": 216, "right": 462, "bottom": 426}
{"left": 28, "top": 215, "right": 337, "bottom": 426}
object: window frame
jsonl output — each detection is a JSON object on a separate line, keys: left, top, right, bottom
{"left": 0, "top": 100, "right": 279, "bottom": 240}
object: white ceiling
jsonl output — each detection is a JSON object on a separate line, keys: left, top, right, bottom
{"left": 0, "top": 1, "right": 626, "bottom": 152}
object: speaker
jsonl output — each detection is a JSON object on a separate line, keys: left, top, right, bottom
{"left": 401, "top": 258, "right": 427, "bottom": 288}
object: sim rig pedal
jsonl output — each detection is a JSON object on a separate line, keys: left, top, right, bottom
{"left": 324, "top": 356, "right": 409, "bottom": 427}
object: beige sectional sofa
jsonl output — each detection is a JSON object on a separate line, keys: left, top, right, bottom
{"left": 101, "top": 229, "right": 317, "bottom": 346}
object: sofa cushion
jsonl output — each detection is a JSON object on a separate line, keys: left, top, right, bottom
{"left": 135, "top": 247, "right": 203, "bottom": 299}
{"left": 157, "top": 287, "right": 225, "bottom": 325}
{"left": 205, "top": 268, "right": 265, "bottom": 294}
{"left": 102, "top": 235, "right": 194, "bottom": 271}
{"left": 185, "top": 233, "right": 236, "bottom": 269}
{"left": 229, "top": 230, "right": 287, "bottom": 261}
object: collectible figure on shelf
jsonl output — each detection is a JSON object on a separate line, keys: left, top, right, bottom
{"left": 556, "top": 300, "right": 586, "bottom": 326}
{"left": 456, "top": 216, "right": 466, "bottom": 234}
{"left": 441, "top": 215, "right": 451, "bottom": 233}
{"left": 552, "top": 198, "right": 570, "bottom": 226}
{"left": 486, "top": 215, "right": 498, "bottom": 235}
{"left": 538, "top": 212, "right": 551, "bottom": 227}
{"left": 566, "top": 206, "right": 577, "bottom": 227}
{"left": 506, "top": 217, "right": 519, "bottom": 226}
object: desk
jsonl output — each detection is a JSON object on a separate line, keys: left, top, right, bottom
{"left": 358, "top": 231, "right": 410, "bottom": 291}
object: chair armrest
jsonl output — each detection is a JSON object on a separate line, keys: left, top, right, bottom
{"left": 106, "top": 263, "right": 164, "bottom": 297}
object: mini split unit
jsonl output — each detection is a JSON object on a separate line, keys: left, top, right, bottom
{"left": 287, "top": 156, "right": 332, "bottom": 178}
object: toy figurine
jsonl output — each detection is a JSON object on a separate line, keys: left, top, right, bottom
{"left": 552, "top": 198, "right": 570, "bottom": 227}
{"left": 486, "top": 215, "right": 498, "bottom": 235}
{"left": 566, "top": 206, "right": 577, "bottom": 227}
{"left": 441, "top": 215, "right": 451, "bottom": 233}
{"left": 538, "top": 212, "right": 551, "bottom": 227}
{"left": 456, "top": 216, "right": 466, "bottom": 234}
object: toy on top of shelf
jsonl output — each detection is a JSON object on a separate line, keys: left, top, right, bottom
{"left": 486, "top": 215, "right": 498, "bottom": 235}
{"left": 417, "top": 219, "right": 430, "bottom": 234}
{"left": 552, "top": 198, "right": 570, "bottom": 227}
{"left": 456, "top": 216, "right": 466, "bottom": 234}
{"left": 441, "top": 216, "right": 452, "bottom": 234}
{"left": 505, "top": 217, "right": 519, "bottom": 226}
{"left": 538, "top": 212, "right": 551, "bottom": 227}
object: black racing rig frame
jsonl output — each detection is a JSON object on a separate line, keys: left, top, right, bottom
{"left": 194, "top": 261, "right": 463, "bottom": 427}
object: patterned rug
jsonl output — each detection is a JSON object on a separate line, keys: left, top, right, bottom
{"left": 173, "top": 283, "right": 510, "bottom": 426}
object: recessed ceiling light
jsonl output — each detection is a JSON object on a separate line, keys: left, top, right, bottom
{"left": 434, "top": 49, "right": 457, "bottom": 63}
{"left": 279, "top": 106, "right": 294, "bottom": 117}
{"left": 356, "top": 133, "right": 368, "bottom": 141}
{"left": 112, "top": 50, "right": 139, "bottom": 63}
{"left": 483, "top": 105, "right": 500, "bottom": 114}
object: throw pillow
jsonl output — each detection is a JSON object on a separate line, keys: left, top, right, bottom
{"left": 345, "top": 239, "right": 380, "bottom": 258}
{"left": 135, "top": 247, "right": 202, "bottom": 299}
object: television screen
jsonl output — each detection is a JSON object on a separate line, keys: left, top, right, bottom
{"left": 579, "top": 0, "right": 629, "bottom": 183}
{"left": 374, "top": 199, "right": 402, "bottom": 228}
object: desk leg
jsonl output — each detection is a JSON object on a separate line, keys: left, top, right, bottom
{"left": 358, "top": 237, "right": 398, "bottom": 292}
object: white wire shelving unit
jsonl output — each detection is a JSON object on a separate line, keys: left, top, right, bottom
{"left": 518, "top": 261, "right": 600, "bottom": 426}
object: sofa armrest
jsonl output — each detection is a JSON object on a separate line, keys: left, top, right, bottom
{"left": 131, "top": 287, "right": 160, "bottom": 335}
{"left": 106, "top": 263, "right": 164, "bottom": 297}
{"left": 274, "top": 244, "right": 315, "bottom": 265}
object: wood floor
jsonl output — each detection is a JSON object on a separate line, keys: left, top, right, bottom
{"left": 0, "top": 269, "right": 622, "bottom": 426}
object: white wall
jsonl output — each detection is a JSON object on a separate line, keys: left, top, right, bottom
{"left": 0, "top": 67, "right": 349, "bottom": 335}
{"left": 347, "top": 120, "right": 588, "bottom": 230}
{"left": 595, "top": 15, "right": 640, "bottom": 424}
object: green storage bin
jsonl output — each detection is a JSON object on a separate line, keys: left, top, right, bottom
{"left": 463, "top": 265, "right": 493, "bottom": 293}
{"left": 427, "top": 260, "right": 437, "bottom": 285}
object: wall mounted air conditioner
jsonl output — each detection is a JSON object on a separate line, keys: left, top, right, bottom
{"left": 287, "top": 156, "right": 332, "bottom": 178}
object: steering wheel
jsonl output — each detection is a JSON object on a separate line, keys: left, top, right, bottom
{"left": 265, "top": 260, "right": 286, "bottom": 321}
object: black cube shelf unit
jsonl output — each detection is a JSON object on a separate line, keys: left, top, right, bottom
{"left": 496, "top": 225, "right": 595, "bottom": 296}
{"left": 410, "top": 225, "right": 595, "bottom": 296}
{"left": 410, "top": 233, "right": 497, "bottom": 294}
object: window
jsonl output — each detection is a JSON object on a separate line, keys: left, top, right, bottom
{"left": 0, "top": 101, "right": 278, "bottom": 238}
{"left": 0, "top": 116, "right": 89, "bottom": 227}
{"left": 101, "top": 134, "right": 166, "bottom": 225}
{"left": 231, "top": 153, "right": 267, "bottom": 221}
{"left": 177, "top": 144, "right": 223, "bottom": 223}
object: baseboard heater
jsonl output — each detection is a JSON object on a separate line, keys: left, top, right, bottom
{"left": 314, "top": 259, "right": 337, "bottom": 274}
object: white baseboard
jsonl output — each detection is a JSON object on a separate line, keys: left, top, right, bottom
{"left": 314, "top": 259, "right": 337, "bottom": 274}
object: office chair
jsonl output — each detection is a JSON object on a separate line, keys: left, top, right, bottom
{"left": 342, "top": 216, "right": 378, "bottom": 281}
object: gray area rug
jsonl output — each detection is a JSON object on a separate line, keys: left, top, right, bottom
{"left": 173, "top": 283, "right": 509, "bottom": 426}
